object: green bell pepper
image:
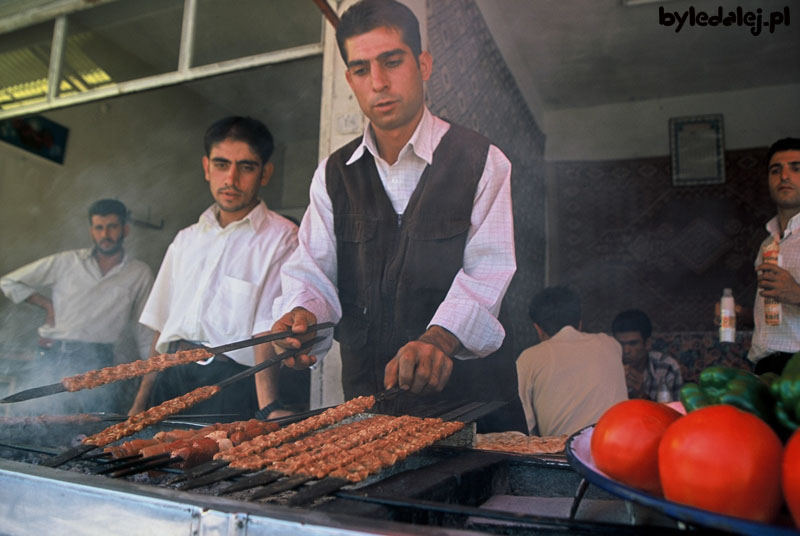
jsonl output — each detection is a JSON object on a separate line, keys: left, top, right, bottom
{"left": 679, "top": 365, "right": 775, "bottom": 425}
{"left": 771, "top": 352, "right": 800, "bottom": 432}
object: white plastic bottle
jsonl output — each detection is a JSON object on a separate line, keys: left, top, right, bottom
{"left": 763, "top": 239, "right": 782, "bottom": 326}
{"left": 719, "top": 288, "right": 736, "bottom": 343}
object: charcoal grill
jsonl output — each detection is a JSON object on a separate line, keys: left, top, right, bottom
{"left": 0, "top": 401, "right": 685, "bottom": 535}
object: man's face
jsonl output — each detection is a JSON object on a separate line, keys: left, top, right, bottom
{"left": 89, "top": 214, "right": 126, "bottom": 255}
{"left": 344, "top": 26, "right": 431, "bottom": 136}
{"left": 614, "top": 331, "right": 648, "bottom": 367}
{"left": 203, "top": 138, "right": 272, "bottom": 225}
{"left": 768, "top": 149, "right": 800, "bottom": 211}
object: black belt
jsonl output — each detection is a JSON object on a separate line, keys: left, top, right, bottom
{"left": 39, "top": 339, "right": 113, "bottom": 353}
{"left": 167, "top": 340, "right": 235, "bottom": 363}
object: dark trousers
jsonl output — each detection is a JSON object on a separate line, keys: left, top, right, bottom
{"left": 33, "top": 341, "right": 116, "bottom": 414}
{"left": 753, "top": 352, "right": 794, "bottom": 375}
{"left": 148, "top": 342, "right": 258, "bottom": 421}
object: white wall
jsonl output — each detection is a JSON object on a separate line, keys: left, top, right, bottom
{"left": 543, "top": 83, "right": 800, "bottom": 161}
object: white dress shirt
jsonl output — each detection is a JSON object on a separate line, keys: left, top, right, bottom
{"left": 274, "top": 107, "right": 516, "bottom": 359}
{"left": 1, "top": 249, "right": 154, "bottom": 358}
{"left": 749, "top": 212, "right": 800, "bottom": 361}
{"left": 140, "top": 201, "right": 297, "bottom": 366}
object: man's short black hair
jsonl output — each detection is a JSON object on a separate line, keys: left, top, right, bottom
{"left": 203, "top": 116, "right": 275, "bottom": 164}
{"left": 611, "top": 309, "right": 653, "bottom": 340}
{"left": 336, "top": 0, "right": 422, "bottom": 65}
{"left": 528, "top": 286, "right": 582, "bottom": 337}
{"left": 88, "top": 199, "right": 127, "bottom": 225}
{"left": 767, "top": 137, "right": 800, "bottom": 163}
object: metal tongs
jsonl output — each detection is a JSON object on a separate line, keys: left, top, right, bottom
{"left": 2, "top": 323, "right": 333, "bottom": 404}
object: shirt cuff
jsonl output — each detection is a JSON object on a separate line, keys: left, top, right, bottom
{"left": 1, "top": 282, "right": 35, "bottom": 304}
{"left": 429, "top": 300, "right": 505, "bottom": 360}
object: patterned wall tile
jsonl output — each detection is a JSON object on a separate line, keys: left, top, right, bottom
{"left": 551, "top": 148, "right": 773, "bottom": 333}
{"left": 427, "top": 0, "right": 547, "bottom": 355}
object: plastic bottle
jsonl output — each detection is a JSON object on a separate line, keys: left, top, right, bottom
{"left": 763, "top": 239, "right": 782, "bottom": 326}
{"left": 719, "top": 288, "right": 736, "bottom": 343}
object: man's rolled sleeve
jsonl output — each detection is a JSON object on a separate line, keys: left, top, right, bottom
{"left": 427, "top": 144, "right": 515, "bottom": 359}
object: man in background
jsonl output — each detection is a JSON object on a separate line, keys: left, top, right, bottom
{"left": 129, "top": 116, "right": 297, "bottom": 420}
{"left": 516, "top": 286, "right": 627, "bottom": 437}
{"left": 1, "top": 198, "right": 154, "bottom": 413}
{"left": 749, "top": 137, "right": 800, "bottom": 374}
{"left": 611, "top": 309, "right": 683, "bottom": 402}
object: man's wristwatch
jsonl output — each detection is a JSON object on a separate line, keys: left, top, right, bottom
{"left": 255, "top": 399, "right": 283, "bottom": 420}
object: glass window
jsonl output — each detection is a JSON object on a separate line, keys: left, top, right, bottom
{"left": 192, "top": 0, "right": 322, "bottom": 66}
{"left": 63, "top": 0, "right": 184, "bottom": 87}
{"left": 0, "top": 21, "right": 53, "bottom": 110}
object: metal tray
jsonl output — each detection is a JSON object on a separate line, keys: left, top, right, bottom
{"left": 565, "top": 425, "right": 797, "bottom": 536}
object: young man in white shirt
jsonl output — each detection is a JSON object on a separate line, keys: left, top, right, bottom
{"left": 749, "top": 137, "right": 800, "bottom": 374}
{"left": 272, "top": 0, "right": 523, "bottom": 431}
{"left": 129, "top": 117, "right": 298, "bottom": 420}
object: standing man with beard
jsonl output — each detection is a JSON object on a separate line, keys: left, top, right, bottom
{"left": 1, "top": 199, "right": 154, "bottom": 412}
{"left": 128, "top": 116, "right": 297, "bottom": 421}
{"left": 749, "top": 137, "right": 800, "bottom": 375}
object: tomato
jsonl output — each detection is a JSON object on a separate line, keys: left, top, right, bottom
{"left": 784, "top": 430, "right": 800, "bottom": 527}
{"left": 591, "top": 399, "right": 681, "bottom": 495}
{"left": 658, "top": 404, "right": 783, "bottom": 523}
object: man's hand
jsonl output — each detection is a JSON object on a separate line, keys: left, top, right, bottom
{"left": 271, "top": 307, "right": 319, "bottom": 369}
{"left": 25, "top": 293, "right": 54, "bottom": 326}
{"left": 624, "top": 365, "right": 645, "bottom": 397}
{"left": 384, "top": 326, "right": 461, "bottom": 394}
{"left": 757, "top": 263, "right": 800, "bottom": 305}
{"left": 128, "top": 399, "right": 147, "bottom": 417}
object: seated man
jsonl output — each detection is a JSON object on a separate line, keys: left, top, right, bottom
{"left": 612, "top": 309, "right": 683, "bottom": 402}
{"left": 516, "top": 286, "right": 627, "bottom": 437}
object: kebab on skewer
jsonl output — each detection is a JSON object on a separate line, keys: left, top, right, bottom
{"left": 41, "top": 337, "right": 326, "bottom": 469}
{"left": 99, "top": 419, "right": 279, "bottom": 473}
{"left": 215, "top": 394, "right": 376, "bottom": 461}
{"left": 175, "top": 395, "right": 377, "bottom": 488}
{"left": 215, "top": 414, "right": 462, "bottom": 496}
{"left": 83, "top": 385, "right": 221, "bottom": 447}
{"left": 243, "top": 417, "right": 464, "bottom": 501}
{"left": 61, "top": 348, "right": 213, "bottom": 392}
{"left": 3, "top": 324, "right": 333, "bottom": 405}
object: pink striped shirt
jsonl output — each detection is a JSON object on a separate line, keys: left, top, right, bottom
{"left": 274, "top": 107, "right": 515, "bottom": 359}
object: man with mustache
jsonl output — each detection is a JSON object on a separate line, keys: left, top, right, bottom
{"left": 1, "top": 199, "right": 154, "bottom": 413}
{"left": 272, "top": 0, "right": 522, "bottom": 431}
{"left": 128, "top": 116, "right": 298, "bottom": 420}
{"left": 749, "top": 137, "right": 800, "bottom": 374}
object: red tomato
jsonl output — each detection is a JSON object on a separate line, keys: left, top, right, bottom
{"left": 591, "top": 399, "right": 681, "bottom": 495}
{"left": 784, "top": 430, "right": 800, "bottom": 527}
{"left": 658, "top": 404, "right": 783, "bottom": 523}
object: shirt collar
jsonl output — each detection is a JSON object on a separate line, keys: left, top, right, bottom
{"left": 200, "top": 200, "right": 267, "bottom": 232}
{"left": 346, "top": 106, "right": 437, "bottom": 166}
{"left": 82, "top": 248, "right": 128, "bottom": 273}
{"left": 766, "top": 211, "right": 800, "bottom": 239}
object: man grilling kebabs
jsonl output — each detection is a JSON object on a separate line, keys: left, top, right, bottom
{"left": 271, "top": 0, "right": 524, "bottom": 431}
{"left": 128, "top": 117, "right": 298, "bottom": 421}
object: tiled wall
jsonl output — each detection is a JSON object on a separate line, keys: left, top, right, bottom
{"left": 426, "top": 0, "right": 547, "bottom": 355}
{"left": 550, "top": 147, "right": 772, "bottom": 334}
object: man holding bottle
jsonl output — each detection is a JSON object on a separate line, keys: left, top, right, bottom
{"left": 748, "top": 137, "right": 800, "bottom": 375}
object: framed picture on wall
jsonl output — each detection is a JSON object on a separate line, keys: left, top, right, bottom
{"left": 669, "top": 114, "right": 725, "bottom": 186}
